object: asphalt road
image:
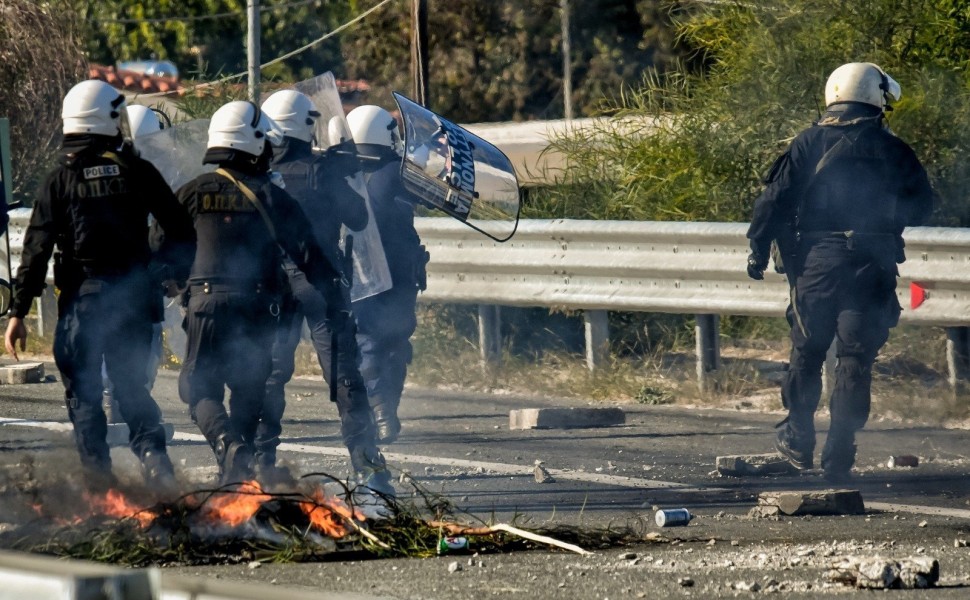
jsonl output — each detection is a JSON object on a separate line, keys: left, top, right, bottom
{"left": 0, "top": 359, "right": 969, "bottom": 599}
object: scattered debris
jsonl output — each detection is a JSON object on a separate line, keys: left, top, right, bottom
{"left": 887, "top": 455, "right": 919, "bottom": 468}
{"left": 716, "top": 454, "right": 797, "bottom": 477}
{"left": 730, "top": 581, "right": 761, "bottom": 592}
{"left": 827, "top": 556, "right": 939, "bottom": 589}
{"left": 954, "top": 539, "right": 968, "bottom": 548}
{"left": 677, "top": 577, "right": 694, "bottom": 587}
{"left": 447, "top": 561, "right": 462, "bottom": 573}
{"left": 533, "top": 461, "right": 555, "bottom": 484}
{"left": 757, "top": 489, "right": 865, "bottom": 516}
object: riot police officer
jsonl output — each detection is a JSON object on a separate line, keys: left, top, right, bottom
{"left": 4, "top": 80, "right": 196, "bottom": 492}
{"left": 256, "top": 90, "right": 393, "bottom": 495}
{"left": 347, "top": 105, "right": 429, "bottom": 444}
{"left": 746, "top": 63, "right": 933, "bottom": 482}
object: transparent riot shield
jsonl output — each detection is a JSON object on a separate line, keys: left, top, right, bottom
{"left": 393, "top": 92, "right": 521, "bottom": 242}
{"left": 136, "top": 118, "right": 214, "bottom": 191}
{"left": 293, "top": 72, "right": 392, "bottom": 300}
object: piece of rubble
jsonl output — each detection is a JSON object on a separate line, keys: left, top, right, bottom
{"left": 954, "top": 539, "right": 968, "bottom": 548}
{"left": 677, "top": 577, "right": 694, "bottom": 587}
{"left": 730, "top": 581, "right": 761, "bottom": 592}
{"left": 534, "top": 461, "right": 555, "bottom": 483}
{"left": 447, "top": 561, "right": 462, "bottom": 573}
{"left": 716, "top": 454, "right": 797, "bottom": 477}
{"left": 887, "top": 455, "right": 919, "bottom": 468}
{"left": 757, "top": 489, "right": 864, "bottom": 516}
{"left": 827, "top": 556, "right": 939, "bottom": 589}
{"left": 509, "top": 407, "right": 625, "bottom": 430}
{"left": 748, "top": 505, "right": 781, "bottom": 519}
{"left": 0, "top": 362, "right": 44, "bottom": 385}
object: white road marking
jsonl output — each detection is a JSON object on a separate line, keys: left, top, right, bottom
{"left": 5, "top": 418, "right": 970, "bottom": 518}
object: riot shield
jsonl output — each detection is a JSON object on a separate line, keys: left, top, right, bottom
{"left": 293, "top": 72, "right": 392, "bottom": 300}
{"left": 393, "top": 92, "right": 521, "bottom": 242}
{"left": 136, "top": 118, "right": 214, "bottom": 191}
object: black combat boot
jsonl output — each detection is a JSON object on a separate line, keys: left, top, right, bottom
{"left": 214, "top": 434, "right": 256, "bottom": 485}
{"left": 141, "top": 449, "right": 179, "bottom": 499}
{"left": 255, "top": 451, "right": 296, "bottom": 490}
{"left": 350, "top": 445, "right": 395, "bottom": 498}
{"left": 369, "top": 394, "right": 401, "bottom": 444}
{"left": 775, "top": 418, "right": 815, "bottom": 471}
{"left": 820, "top": 429, "right": 857, "bottom": 484}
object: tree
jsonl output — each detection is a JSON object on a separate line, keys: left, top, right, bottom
{"left": 537, "top": 0, "right": 970, "bottom": 226}
{"left": 341, "top": 0, "right": 684, "bottom": 122}
{"left": 74, "top": 0, "right": 351, "bottom": 82}
{"left": 0, "top": 0, "right": 86, "bottom": 203}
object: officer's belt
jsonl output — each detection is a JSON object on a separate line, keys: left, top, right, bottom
{"left": 189, "top": 281, "right": 268, "bottom": 295}
{"left": 797, "top": 230, "right": 896, "bottom": 243}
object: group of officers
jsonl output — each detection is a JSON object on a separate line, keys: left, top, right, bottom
{"left": 0, "top": 60, "right": 939, "bottom": 493}
{"left": 3, "top": 80, "right": 427, "bottom": 498}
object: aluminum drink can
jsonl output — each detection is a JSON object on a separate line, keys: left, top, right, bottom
{"left": 438, "top": 536, "right": 469, "bottom": 553}
{"left": 655, "top": 508, "right": 692, "bottom": 527}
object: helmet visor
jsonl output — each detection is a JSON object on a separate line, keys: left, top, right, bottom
{"left": 882, "top": 72, "right": 901, "bottom": 103}
{"left": 259, "top": 114, "right": 286, "bottom": 147}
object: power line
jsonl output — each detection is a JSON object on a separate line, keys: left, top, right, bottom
{"left": 137, "top": 0, "right": 397, "bottom": 99}
{"left": 92, "top": 0, "right": 323, "bottom": 25}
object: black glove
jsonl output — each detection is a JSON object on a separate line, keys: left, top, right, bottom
{"left": 747, "top": 252, "right": 768, "bottom": 281}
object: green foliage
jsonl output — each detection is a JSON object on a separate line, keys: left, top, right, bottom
{"left": 540, "top": 0, "right": 970, "bottom": 225}
{"left": 0, "top": 0, "right": 86, "bottom": 203}
{"left": 73, "top": 0, "right": 350, "bottom": 82}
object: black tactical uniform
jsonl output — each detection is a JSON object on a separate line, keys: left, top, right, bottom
{"left": 256, "top": 138, "right": 392, "bottom": 493}
{"left": 176, "top": 149, "right": 345, "bottom": 483}
{"left": 353, "top": 149, "right": 428, "bottom": 443}
{"left": 11, "top": 134, "right": 195, "bottom": 486}
{"left": 747, "top": 102, "right": 933, "bottom": 480}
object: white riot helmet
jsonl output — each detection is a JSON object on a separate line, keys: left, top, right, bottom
{"left": 126, "top": 105, "right": 165, "bottom": 141}
{"left": 824, "top": 62, "right": 901, "bottom": 110}
{"left": 260, "top": 90, "right": 320, "bottom": 144}
{"left": 207, "top": 100, "right": 284, "bottom": 158}
{"left": 62, "top": 80, "right": 127, "bottom": 137}
{"left": 346, "top": 105, "right": 404, "bottom": 157}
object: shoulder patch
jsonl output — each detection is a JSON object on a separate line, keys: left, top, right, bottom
{"left": 83, "top": 164, "right": 120, "bottom": 179}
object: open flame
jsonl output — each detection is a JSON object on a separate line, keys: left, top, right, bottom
{"left": 35, "top": 480, "right": 368, "bottom": 541}
{"left": 298, "top": 488, "right": 362, "bottom": 538}
{"left": 83, "top": 489, "right": 157, "bottom": 527}
{"left": 201, "top": 481, "right": 271, "bottom": 528}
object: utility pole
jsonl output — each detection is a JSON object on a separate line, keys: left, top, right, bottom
{"left": 247, "top": 0, "right": 260, "bottom": 102}
{"left": 560, "top": 0, "right": 573, "bottom": 120}
{"left": 411, "top": 0, "right": 429, "bottom": 106}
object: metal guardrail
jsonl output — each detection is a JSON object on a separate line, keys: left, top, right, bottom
{"left": 4, "top": 210, "right": 970, "bottom": 384}
{"left": 415, "top": 217, "right": 970, "bottom": 327}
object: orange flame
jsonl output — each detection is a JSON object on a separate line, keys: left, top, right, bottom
{"left": 84, "top": 489, "right": 157, "bottom": 527}
{"left": 298, "top": 487, "right": 363, "bottom": 538}
{"left": 202, "top": 481, "right": 271, "bottom": 527}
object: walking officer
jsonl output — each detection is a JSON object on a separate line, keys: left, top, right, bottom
{"left": 346, "top": 105, "right": 429, "bottom": 444}
{"left": 256, "top": 90, "right": 393, "bottom": 495}
{"left": 4, "top": 80, "right": 196, "bottom": 492}
{"left": 746, "top": 63, "right": 933, "bottom": 482}
{"left": 175, "top": 100, "right": 376, "bottom": 486}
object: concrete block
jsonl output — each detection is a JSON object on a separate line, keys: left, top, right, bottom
{"left": 107, "top": 422, "right": 175, "bottom": 447}
{"left": 509, "top": 407, "right": 625, "bottom": 430}
{"left": 758, "top": 489, "right": 865, "bottom": 516}
{"left": 0, "top": 362, "right": 44, "bottom": 384}
{"left": 0, "top": 549, "right": 155, "bottom": 600}
{"left": 716, "top": 454, "right": 797, "bottom": 477}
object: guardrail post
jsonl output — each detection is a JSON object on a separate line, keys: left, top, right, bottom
{"left": 695, "top": 314, "right": 720, "bottom": 393}
{"left": 36, "top": 286, "right": 57, "bottom": 338}
{"left": 584, "top": 310, "right": 609, "bottom": 372}
{"left": 946, "top": 326, "right": 970, "bottom": 390}
{"left": 822, "top": 336, "right": 837, "bottom": 400}
{"left": 478, "top": 304, "right": 501, "bottom": 366}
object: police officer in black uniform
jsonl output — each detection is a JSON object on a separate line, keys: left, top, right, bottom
{"left": 175, "top": 100, "right": 381, "bottom": 487}
{"left": 746, "top": 63, "right": 933, "bottom": 482}
{"left": 347, "top": 105, "right": 428, "bottom": 445}
{"left": 4, "top": 80, "right": 196, "bottom": 491}
{"left": 256, "top": 91, "right": 393, "bottom": 495}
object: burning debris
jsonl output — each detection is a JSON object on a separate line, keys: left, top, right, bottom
{"left": 0, "top": 463, "right": 623, "bottom": 566}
